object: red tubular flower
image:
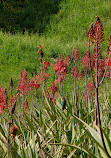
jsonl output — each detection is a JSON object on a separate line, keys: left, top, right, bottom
{"left": 66, "top": 54, "right": 71, "bottom": 65}
{"left": 104, "top": 35, "right": 111, "bottom": 69}
{"left": 27, "top": 78, "right": 35, "bottom": 90}
{"left": 28, "top": 75, "right": 40, "bottom": 90}
{"left": 43, "top": 61, "right": 50, "bottom": 72}
{"left": 54, "top": 54, "right": 68, "bottom": 73}
{"left": 84, "top": 80, "right": 94, "bottom": 101}
{"left": 46, "top": 91, "right": 55, "bottom": 105}
{"left": 0, "top": 86, "right": 7, "bottom": 114}
{"left": 93, "top": 16, "right": 104, "bottom": 44}
{"left": 78, "top": 71, "right": 82, "bottom": 81}
{"left": 91, "top": 46, "right": 104, "bottom": 77}
{"left": 37, "top": 44, "right": 44, "bottom": 53}
{"left": 34, "top": 81, "right": 40, "bottom": 89}
{"left": 106, "top": 34, "right": 111, "bottom": 56}
{"left": 105, "top": 70, "right": 110, "bottom": 78}
{"left": 87, "top": 23, "right": 94, "bottom": 42}
{"left": 54, "top": 54, "right": 69, "bottom": 82}
{"left": 84, "top": 91, "right": 91, "bottom": 101}
{"left": 40, "top": 73, "right": 50, "bottom": 81}
{"left": 109, "top": 34, "right": 111, "bottom": 49}
{"left": 20, "top": 69, "right": 27, "bottom": 81}
{"left": 9, "top": 94, "right": 16, "bottom": 107}
{"left": 59, "top": 73, "right": 66, "bottom": 82}
{"left": 81, "top": 51, "right": 90, "bottom": 70}
{"left": 72, "top": 65, "right": 78, "bottom": 79}
{"left": 17, "top": 69, "right": 28, "bottom": 96}
{"left": 73, "top": 48, "right": 79, "bottom": 62}
{"left": 23, "top": 98, "right": 28, "bottom": 112}
{"left": 104, "top": 57, "right": 111, "bottom": 68}
{"left": 37, "top": 44, "right": 44, "bottom": 58}
{"left": 50, "top": 81, "right": 58, "bottom": 93}
{"left": 87, "top": 80, "right": 94, "bottom": 92}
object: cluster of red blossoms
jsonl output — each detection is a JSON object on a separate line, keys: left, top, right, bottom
{"left": 81, "top": 51, "right": 90, "bottom": 70}
{"left": 72, "top": 65, "right": 82, "bottom": 81}
{"left": 72, "top": 48, "right": 82, "bottom": 81}
{"left": 91, "top": 46, "right": 104, "bottom": 77}
{"left": 54, "top": 54, "right": 70, "bottom": 82}
{"left": 40, "top": 60, "right": 50, "bottom": 81}
{"left": 46, "top": 80, "right": 58, "bottom": 105}
{"left": 0, "top": 86, "right": 7, "bottom": 114}
{"left": 104, "top": 34, "right": 111, "bottom": 78}
{"left": 84, "top": 80, "right": 94, "bottom": 101}
{"left": 17, "top": 69, "right": 40, "bottom": 112}
{"left": 23, "top": 98, "right": 28, "bottom": 112}
{"left": 17, "top": 69, "right": 40, "bottom": 96}
{"left": 17, "top": 69, "right": 28, "bottom": 96}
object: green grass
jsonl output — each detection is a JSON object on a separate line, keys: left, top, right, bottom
{"left": 0, "top": 0, "right": 111, "bottom": 90}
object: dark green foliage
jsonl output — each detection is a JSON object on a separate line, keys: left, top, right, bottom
{"left": 0, "top": 0, "right": 61, "bottom": 33}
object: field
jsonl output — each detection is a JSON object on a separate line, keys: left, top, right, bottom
{"left": 0, "top": 0, "right": 111, "bottom": 158}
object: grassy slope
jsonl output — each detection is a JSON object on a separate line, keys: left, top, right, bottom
{"left": 0, "top": 0, "right": 111, "bottom": 89}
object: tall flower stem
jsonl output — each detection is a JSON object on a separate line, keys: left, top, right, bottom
{"left": 85, "top": 70, "right": 88, "bottom": 112}
{"left": 7, "top": 122, "right": 10, "bottom": 158}
{"left": 74, "top": 79, "right": 79, "bottom": 117}
{"left": 41, "top": 58, "right": 44, "bottom": 107}
{"left": 22, "top": 90, "right": 24, "bottom": 118}
{"left": 95, "top": 42, "right": 110, "bottom": 158}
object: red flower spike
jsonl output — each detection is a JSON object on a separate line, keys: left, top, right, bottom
{"left": 9, "top": 94, "right": 16, "bottom": 107}
{"left": 84, "top": 80, "right": 94, "bottom": 102}
{"left": 91, "top": 45, "right": 104, "bottom": 76}
{"left": 73, "top": 48, "right": 79, "bottom": 62}
{"left": 34, "top": 80, "right": 40, "bottom": 89}
{"left": 87, "top": 23, "right": 94, "bottom": 42}
{"left": 81, "top": 51, "right": 90, "bottom": 70}
{"left": 40, "top": 73, "right": 50, "bottom": 81}
{"left": 105, "top": 70, "right": 110, "bottom": 78}
{"left": 28, "top": 75, "right": 40, "bottom": 90}
{"left": 78, "top": 71, "right": 82, "bottom": 81}
{"left": 59, "top": 74, "right": 66, "bottom": 82}
{"left": 0, "top": 86, "right": 7, "bottom": 114}
{"left": 72, "top": 65, "right": 78, "bottom": 79}
{"left": 17, "top": 79, "right": 27, "bottom": 96}
{"left": 17, "top": 69, "right": 28, "bottom": 96}
{"left": 45, "top": 91, "right": 55, "bottom": 105}
{"left": 66, "top": 54, "right": 71, "bottom": 65}
{"left": 54, "top": 54, "right": 69, "bottom": 82}
{"left": 109, "top": 34, "right": 111, "bottom": 46}
{"left": 23, "top": 98, "right": 28, "bottom": 112}
{"left": 93, "top": 16, "right": 104, "bottom": 44}
{"left": 87, "top": 80, "right": 94, "bottom": 93}
{"left": 84, "top": 91, "right": 90, "bottom": 101}
{"left": 50, "top": 81, "right": 58, "bottom": 93}
{"left": 20, "top": 69, "right": 27, "bottom": 81}
{"left": 104, "top": 57, "right": 111, "bottom": 67}
{"left": 108, "top": 34, "right": 111, "bottom": 55}
{"left": 28, "top": 78, "right": 35, "bottom": 90}
{"left": 43, "top": 61, "right": 50, "bottom": 72}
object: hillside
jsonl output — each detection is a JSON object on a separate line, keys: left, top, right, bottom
{"left": 0, "top": 0, "right": 111, "bottom": 88}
